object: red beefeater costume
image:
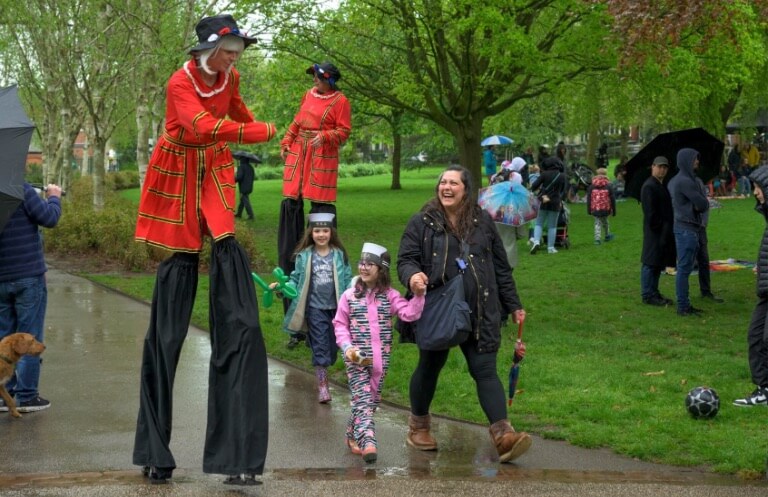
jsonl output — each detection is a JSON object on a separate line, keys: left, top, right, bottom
{"left": 280, "top": 87, "right": 351, "bottom": 203}
{"left": 136, "top": 58, "right": 276, "bottom": 252}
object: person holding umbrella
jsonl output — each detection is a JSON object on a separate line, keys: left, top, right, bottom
{"left": 0, "top": 182, "right": 61, "bottom": 414}
{"left": 484, "top": 145, "right": 497, "bottom": 185}
{"left": 133, "top": 14, "right": 276, "bottom": 485}
{"left": 234, "top": 152, "right": 260, "bottom": 221}
{"left": 640, "top": 156, "right": 675, "bottom": 306}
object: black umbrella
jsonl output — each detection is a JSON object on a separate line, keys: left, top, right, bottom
{"left": 0, "top": 85, "right": 35, "bottom": 232}
{"left": 623, "top": 128, "right": 725, "bottom": 200}
{"left": 232, "top": 150, "right": 262, "bottom": 164}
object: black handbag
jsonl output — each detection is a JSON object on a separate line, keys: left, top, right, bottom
{"left": 415, "top": 274, "right": 472, "bottom": 351}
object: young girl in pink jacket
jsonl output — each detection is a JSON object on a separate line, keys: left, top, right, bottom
{"left": 333, "top": 242, "right": 425, "bottom": 463}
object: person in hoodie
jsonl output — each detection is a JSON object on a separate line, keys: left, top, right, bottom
{"left": 667, "top": 148, "right": 710, "bottom": 316}
{"left": 586, "top": 167, "right": 616, "bottom": 245}
{"left": 733, "top": 165, "right": 768, "bottom": 407}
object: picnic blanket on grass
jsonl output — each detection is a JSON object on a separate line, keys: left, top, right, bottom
{"left": 710, "top": 259, "right": 755, "bottom": 272}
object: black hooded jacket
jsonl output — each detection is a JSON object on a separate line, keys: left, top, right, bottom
{"left": 750, "top": 166, "right": 768, "bottom": 297}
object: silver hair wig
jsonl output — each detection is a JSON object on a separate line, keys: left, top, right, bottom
{"left": 197, "top": 35, "right": 245, "bottom": 75}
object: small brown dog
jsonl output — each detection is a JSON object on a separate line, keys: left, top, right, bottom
{"left": 0, "top": 333, "right": 46, "bottom": 418}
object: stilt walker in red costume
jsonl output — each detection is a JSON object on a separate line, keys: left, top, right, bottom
{"left": 278, "top": 62, "right": 351, "bottom": 347}
{"left": 132, "top": 14, "right": 276, "bottom": 486}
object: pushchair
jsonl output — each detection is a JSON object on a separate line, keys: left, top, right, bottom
{"left": 571, "top": 162, "right": 594, "bottom": 192}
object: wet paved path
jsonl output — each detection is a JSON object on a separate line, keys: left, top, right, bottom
{"left": 0, "top": 268, "right": 765, "bottom": 496}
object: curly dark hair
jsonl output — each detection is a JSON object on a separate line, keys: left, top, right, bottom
{"left": 421, "top": 165, "right": 478, "bottom": 240}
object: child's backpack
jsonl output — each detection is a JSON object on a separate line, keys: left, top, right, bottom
{"left": 589, "top": 185, "right": 611, "bottom": 215}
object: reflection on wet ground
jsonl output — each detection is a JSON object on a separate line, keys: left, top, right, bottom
{"left": 0, "top": 269, "right": 765, "bottom": 494}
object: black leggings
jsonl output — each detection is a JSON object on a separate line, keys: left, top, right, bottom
{"left": 409, "top": 339, "right": 507, "bottom": 424}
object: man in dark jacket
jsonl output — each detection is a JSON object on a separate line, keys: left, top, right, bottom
{"left": 668, "top": 148, "right": 710, "bottom": 316}
{"left": 640, "top": 157, "right": 675, "bottom": 306}
{"left": 235, "top": 155, "right": 258, "bottom": 220}
{"left": 0, "top": 183, "right": 62, "bottom": 413}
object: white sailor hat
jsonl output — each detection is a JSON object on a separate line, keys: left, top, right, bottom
{"left": 308, "top": 212, "right": 335, "bottom": 228}
{"left": 361, "top": 242, "right": 389, "bottom": 268}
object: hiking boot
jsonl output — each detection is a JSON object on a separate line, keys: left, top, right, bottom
{"left": 16, "top": 396, "right": 50, "bottom": 413}
{"left": 489, "top": 419, "right": 532, "bottom": 463}
{"left": 547, "top": 247, "right": 558, "bottom": 254}
{"left": 529, "top": 241, "right": 540, "bottom": 255}
{"left": 407, "top": 414, "right": 437, "bottom": 450}
{"left": 733, "top": 387, "right": 768, "bottom": 407}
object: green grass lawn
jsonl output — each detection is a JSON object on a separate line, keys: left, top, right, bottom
{"left": 100, "top": 167, "right": 768, "bottom": 477}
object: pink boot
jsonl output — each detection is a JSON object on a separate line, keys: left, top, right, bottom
{"left": 316, "top": 367, "right": 331, "bottom": 404}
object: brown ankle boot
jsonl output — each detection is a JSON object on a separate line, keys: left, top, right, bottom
{"left": 315, "top": 367, "right": 331, "bottom": 404}
{"left": 407, "top": 414, "right": 437, "bottom": 450}
{"left": 489, "top": 419, "right": 532, "bottom": 463}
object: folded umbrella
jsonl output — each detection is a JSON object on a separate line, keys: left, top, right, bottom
{"left": 508, "top": 318, "right": 525, "bottom": 406}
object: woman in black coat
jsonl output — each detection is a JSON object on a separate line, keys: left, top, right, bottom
{"left": 396, "top": 165, "right": 531, "bottom": 463}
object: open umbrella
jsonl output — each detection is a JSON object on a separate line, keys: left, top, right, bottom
{"left": 481, "top": 135, "right": 514, "bottom": 147}
{"left": 623, "top": 128, "right": 724, "bottom": 201}
{"left": 0, "top": 85, "right": 35, "bottom": 232}
{"left": 508, "top": 318, "right": 525, "bottom": 406}
{"left": 232, "top": 150, "right": 262, "bottom": 164}
{"left": 478, "top": 181, "right": 539, "bottom": 226}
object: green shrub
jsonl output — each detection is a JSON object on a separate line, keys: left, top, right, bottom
{"left": 47, "top": 176, "right": 271, "bottom": 273}
{"left": 26, "top": 163, "right": 44, "bottom": 185}
{"left": 254, "top": 165, "right": 282, "bottom": 181}
{"left": 108, "top": 170, "right": 140, "bottom": 190}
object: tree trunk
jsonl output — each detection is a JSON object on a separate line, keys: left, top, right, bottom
{"left": 136, "top": 101, "right": 151, "bottom": 187}
{"left": 391, "top": 129, "right": 402, "bottom": 190}
{"left": 92, "top": 136, "right": 107, "bottom": 210}
{"left": 454, "top": 120, "right": 484, "bottom": 193}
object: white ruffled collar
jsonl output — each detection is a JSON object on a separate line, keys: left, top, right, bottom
{"left": 183, "top": 60, "right": 230, "bottom": 98}
{"left": 310, "top": 87, "right": 339, "bottom": 100}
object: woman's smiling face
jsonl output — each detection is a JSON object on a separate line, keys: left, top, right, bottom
{"left": 437, "top": 170, "right": 466, "bottom": 212}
